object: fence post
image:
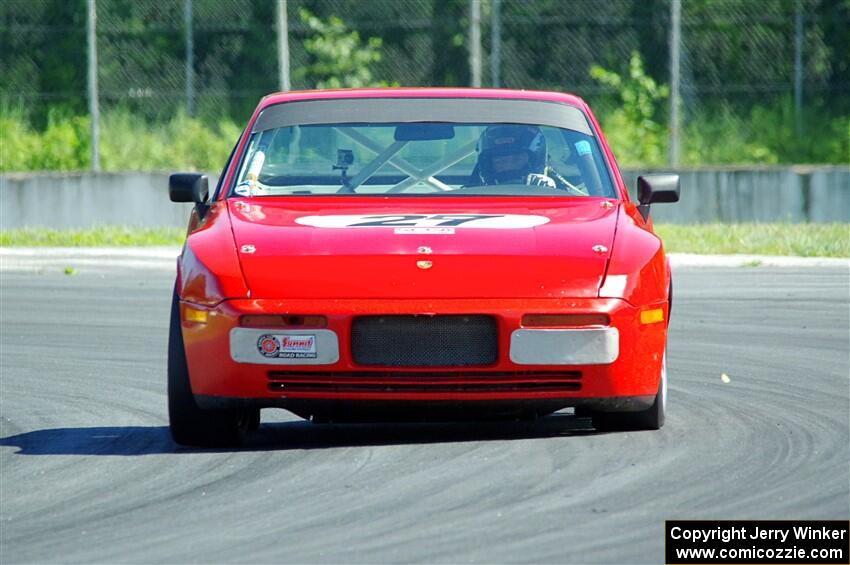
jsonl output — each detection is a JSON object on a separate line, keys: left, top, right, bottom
{"left": 794, "top": 0, "right": 804, "bottom": 136}
{"left": 668, "top": 0, "right": 681, "bottom": 167}
{"left": 491, "top": 0, "right": 501, "bottom": 88}
{"left": 277, "top": 0, "right": 291, "bottom": 91}
{"left": 87, "top": 0, "right": 100, "bottom": 172}
{"left": 469, "top": 0, "right": 482, "bottom": 87}
{"left": 185, "top": 0, "right": 194, "bottom": 116}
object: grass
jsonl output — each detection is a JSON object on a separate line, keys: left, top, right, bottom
{"left": 0, "top": 226, "right": 186, "bottom": 247}
{"left": 654, "top": 223, "right": 850, "bottom": 257}
{"left": 1, "top": 223, "right": 848, "bottom": 257}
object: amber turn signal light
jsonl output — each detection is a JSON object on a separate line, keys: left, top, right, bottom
{"left": 240, "top": 314, "right": 328, "bottom": 328}
{"left": 639, "top": 308, "right": 665, "bottom": 325}
{"left": 521, "top": 313, "right": 610, "bottom": 327}
{"left": 183, "top": 306, "right": 208, "bottom": 324}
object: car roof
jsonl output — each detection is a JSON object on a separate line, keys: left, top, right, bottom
{"left": 257, "top": 88, "right": 588, "bottom": 111}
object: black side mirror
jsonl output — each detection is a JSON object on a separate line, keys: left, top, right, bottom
{"left": 636, "top": 174, "right": 680, "bottom": 220}
{"left": 169, "top": 173, "right": 209, "bottom": 203}
{"left": 170, "top": 173, "right": 210, "bottom": 218}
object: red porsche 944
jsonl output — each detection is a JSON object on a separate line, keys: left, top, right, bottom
{"left": 168, "top": 88, "right": 680, "bottom": 446}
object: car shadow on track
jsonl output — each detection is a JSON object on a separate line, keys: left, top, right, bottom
{"left": 0, "top": 412, "right": 598, "bottom": 456}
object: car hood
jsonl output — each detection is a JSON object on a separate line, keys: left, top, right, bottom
{"left": 227, "top": 197, "right": 618, "bottom": 299}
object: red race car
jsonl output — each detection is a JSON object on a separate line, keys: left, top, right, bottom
{"left": 167, "top": 88, "right": 679, "bottom": 446}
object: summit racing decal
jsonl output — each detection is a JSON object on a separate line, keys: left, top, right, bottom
{"left": 256, "top": 334, "right": 317, "bottom": 359}
{"left": 294, "top": 214, "right": 550, "bottom": 230}
{"left": 257, "top": 335, "right": 281, "bottom": 357}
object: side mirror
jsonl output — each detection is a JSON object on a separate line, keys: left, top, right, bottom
{"left": 636, "top": 174, "right": 680, "bottom": 220}
{"left": 169, "top": 173, "right": 209, "bottom": 204}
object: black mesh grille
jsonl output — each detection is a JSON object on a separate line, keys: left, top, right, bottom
{"left": 351, "top": 315, "right": 498, "bottom": 367}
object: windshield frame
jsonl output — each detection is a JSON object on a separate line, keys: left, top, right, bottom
{"left": 225, "top": 97, "right": 617, "bottom": 200}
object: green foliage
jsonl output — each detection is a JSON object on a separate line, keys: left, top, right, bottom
{"left": 1, "top": 106, "right": 90, "bottom": 170}
{"left": 2, "top": 99, "right": 846, "bottom": 172}
{"left": 681, "top": 105, "right": 779, "bottom": 165}
{"left": 296, "top": 9, "right": 391, "bottom": 89}
{"left": 99, "top": 110, "right": 241, "bottom": 171}
{"left": 590, "top": 52, "right": 669, "bottom": 166}
{"left": 36, "top": 112, "right": 91, "bottom": 170}
{"left": 0, "top": 107, "right": 39, "bottom": 170}
{"left": 589, "top": 53, "right": 849, "bottom": 166}
{"left": 1, "top": 109, "right": 240, "bottom": 172}
{"left": 680, "top": 98, "right": 850, "bottom": 165}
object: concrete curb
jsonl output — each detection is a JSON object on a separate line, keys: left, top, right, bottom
{"left": 0, "top": 246, "right": 179, "bottom": 259}
{"left": 667, "top": 253, "right": 849, "bottom": 268}
{"left": 1, "top": 247, "right": 847, "bottom": 271}
{"left": 0, "top": 247, "right": 178, "bottom": 272}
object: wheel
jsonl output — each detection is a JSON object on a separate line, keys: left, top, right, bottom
{"left": 588, "top": 349, "right": 667, "bottom": 432}
{"left": 168, "top": 288, "right": 257, "bottom": 447}
{"left": 238, "top": 407, "right": 261, "bottom": 432}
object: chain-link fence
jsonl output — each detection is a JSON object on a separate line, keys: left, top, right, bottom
{"left": 678, "top": 0, "right": 849, "bottom": 164}
{"left": 2, "top": 0, "right": 848, "bottom": 170}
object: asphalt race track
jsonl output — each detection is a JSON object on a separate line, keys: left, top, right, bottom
{"left": 1, "top": 262, "right": 848, "bottom": 563}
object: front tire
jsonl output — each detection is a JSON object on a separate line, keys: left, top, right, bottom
{"left": 168, "top": 289, "right": 257, "bottom": 447}
{"left": 588, "top": 350, "right": 667, "bottom": 432}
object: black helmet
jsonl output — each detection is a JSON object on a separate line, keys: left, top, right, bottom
{"left": 477, "top": 125, "right": 547, "bottom": 185}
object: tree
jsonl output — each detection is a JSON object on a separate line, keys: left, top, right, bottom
{"left": 296, "top": 8, "right": 388, "bottom": 89}
{"left": 590, "top": 52, "right": 669, "bottom": 165}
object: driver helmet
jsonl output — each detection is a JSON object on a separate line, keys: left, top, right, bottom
{"left": 477, "top": 125, "right": 547, "bottom": 185}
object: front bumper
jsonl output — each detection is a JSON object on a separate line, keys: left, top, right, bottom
{"left": 180, "top": 297, "right": 667, "bottom": 406}
{"left": 228, "top": 326, "right": 619, "bottom": 367}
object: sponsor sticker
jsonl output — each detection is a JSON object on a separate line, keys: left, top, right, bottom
{"left": 257, "top": 335, "right": 281, "bottom": 357}
{"left": 394, "top": 227, "right": 455, "bottom": 234}
{"left": 256, "top": 334, "right": 317, "bottom": 359}
{"left": 574, "top": 140, "right": 592, "bottom": 156}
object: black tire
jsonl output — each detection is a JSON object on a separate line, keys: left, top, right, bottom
{"left": 668, "top": 280, "right": 673, "bottom": 322}
{"left": 587, "top": 282, "right": 671, "bottom": 431}
{"left": 586, "top": 350, "right": 667, "bottom": 432}
{"left": 168, "top": 289, "right": 257, "bottom": 447}
{"left": 241, "top": 407, "right": 261, "bottom": 432}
